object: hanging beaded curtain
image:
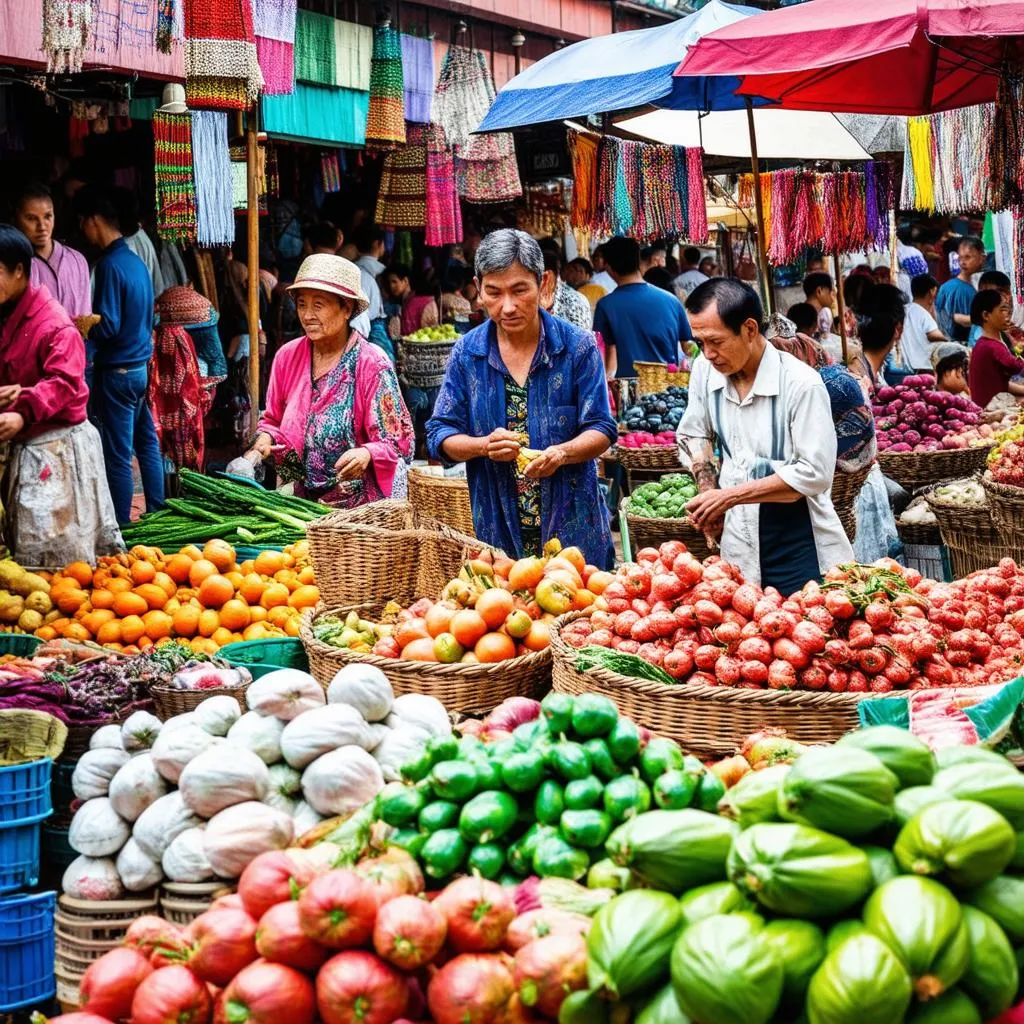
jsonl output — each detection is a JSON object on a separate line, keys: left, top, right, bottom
{"left": 901, "top": 116, "right": 936, "bottom": 212}
{"left": 432, "top": 45, "right": 493, "bottom": 155}
{"left": 184, "top": 0, "right": 263, "bottom": 110}
{"left": 153, "top": 111, "right": 197, "bottom": 244}
{"left": 365, "top": 24, "right": 406, "bottom": 151}
{"left": 294, "top": 10, "right": 335, "bottom": 86}
{"left": 253, "top": 0, "right": 297, "bottom": 95}
{"left": 320, "top": 152, "right": 341, "bottom": 193}
{"left": 991, "top": 78, "right": 1024, "bottom": 212}
{"left": 425, "top": 124, "right": 462, "bottom": 246}
{"left": 156, "top": 0, "right": 176, "bottom": 54}
{"left": 375, "top": 124, "right": 427, "bottom": 227}
{"left": 42, "top": 0, "right": 91, "bottom": 72}
{"left": 568, "top": 131, "right": 599, "bottom": 234}
{"left": 191, "top": 111, "right": 235, "bottom": 246}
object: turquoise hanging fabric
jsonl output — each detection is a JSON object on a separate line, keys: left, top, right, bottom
{"left": 262, "top": 84, "right": 369, "bottom": 147}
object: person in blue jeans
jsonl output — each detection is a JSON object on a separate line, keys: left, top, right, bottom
{"left": 76, "top": 186, "right": 164, "bottom": 524}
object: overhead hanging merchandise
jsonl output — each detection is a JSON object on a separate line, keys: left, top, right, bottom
{"left": 42, "top": 0, "right": 92, "bottom": 72}
{"left": 320, "top": 152, "right": 341, "bottom": 193}
{"left": 365, "top": 24, "right": 406, "bottom": 151}
{"left": 153, "top": 110, "right": 197, "bottom": 245}
{"left": 183, "top": 0, "right": 264, "bottom": 110}
{"left": 156, "top": 0, "right": 176, "bottom": 54}
{"left": 738, "top": 162, "right": 893, "bottom": 265}
{"left": 375, "top": 123, "right": 427, "bottom": 228}
{"left": 333, "top": 20, "right": 372, "bottom": 91}
{"left": 191, "top": 111, "right": 235, "bottom": 246}
{"left": 570, "top": 129, "right": 707, "bottom": 243}
{"left": 424, "top": 124, "right": 462, "bottom": 246}
{"left": 253, "top": 0, "right": 297, "bottom": 95}
{"left": 294, "top": 9, "right": 335, "bottom": 86}
{"left": 991, "top": 75, "right": 1024, "bottom": 212}
{"left": 401, "top": 34, "right": 435, "bottom": 125}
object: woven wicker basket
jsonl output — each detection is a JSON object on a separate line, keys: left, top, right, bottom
{"left": 981, "top": 474, "right": 1024, "bottom": 543}
{"left": 614, "top": 445, "right": 683, "bottom": 473}
{"left": 550, "top": 612, "right": 870, "bottom": 756}
{"left": 62, "top": 700, "right": 155, "bottom": 760}
{"left": 396, "top": 338, "right": 456, "bottom": 389}
{"left": 878, "top": 444, "right": 993, "bottom": 492}
{"left": 307, "top": 500, "right": 491, "bottom": 610}
{"left": 300, "top": 605, "right": 551, "bottom": 716}
{"left": 634, "top": 362, "right": 690, "bottom": 395}
{"left": 896, "top": 518, "right": 942, "bottom": 546}
{"left": 408, "top": 471, "right": 475, "bottom": 538}
{"left": 830, "top": 463, "right": 873, "bottom": 543}
{"left": 620, "top": 500, "right": 713, "bottom": 560}
{"left": 160, "top": 881, "right": 233, "bottom": 925}
{"left": 925, "top": 484, "right": 1015, "bottom": 577}
{"left": 149, "top": 683, "right": 249, "bottom": 722}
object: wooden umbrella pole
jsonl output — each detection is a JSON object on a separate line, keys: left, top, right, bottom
{"left": 246, "top": 104, "right": 260, "bottom": 439}
{"left": 833, "top": 251, "right": 849, "bottom": 365}
{"left": 744, "top": 98, "right": 774, "bottom": 314}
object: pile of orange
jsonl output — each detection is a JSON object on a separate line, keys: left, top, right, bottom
{"left": 37, "top": 539, "right": 319, "bottom": 655}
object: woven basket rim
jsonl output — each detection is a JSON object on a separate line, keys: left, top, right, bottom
{"left": 981, "top": 473, "right": 1024, "bottom": 498}
{"left": 408, "top": 471, "right": 470, "bottom": 488}
{"left": 301, "top": 605, "right": 552, "bottom": 680}
{"left": 148, "top": 681, "right": 248, "bottom": 695}
{"left": 879, "top": 443, "right": 994, "bottom": 464}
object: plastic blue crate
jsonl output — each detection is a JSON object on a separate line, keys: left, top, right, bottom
{"left": 0, "top": 819, "right": 44, "bottom": 893}
{"left": 0, "top": 891, "right": 56, "bottom": 1011}
{"left": 0, "top": 759, "right": 52, "bottom": 824}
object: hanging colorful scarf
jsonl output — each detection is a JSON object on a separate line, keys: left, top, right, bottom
{"left": 156, "top": 0, "right": 176, "bottom": 54}
{"left": 254, "top": 0, "right": 296, "bottom": 95}
{"left": 334, "top": 21, "right": 372, "bottom": 91}
{"left": 425, "top": 124, "right": 462, "bottom": 246}
{"left": 401, "top": 34, "right": 434, "bottom": 124}
{"left": 366, "top": 24, "right": 406, "bottom": 151}
{"left": 376, "top": 125, "right": 427, "bottom": 228}
{"left": 191, "top": 111, "right": 235, "bottom": 246}
{"left": 320, "top": 152, "right": 341, "bottom": 193}
{"left": 294, "top": 10, "right": 334, "bottom": 86}
{"left": 568, "top": 130, "right": 599, "bottom": 233}
{"left": 153, "top": 111, "right": 197, "bottom": 244}
{"left": 902, "top": 116, "right": 935, "bottom": 212}
{"left": 686, "top": 148, "right": 708, "bottom": 243}
{"left": 149, "top": 323, "right": 213, "bottom": 470}
{"left": 42, "top": 0, "right": 91, "bottom": 73}
{"left": 432, "top": 45, "right": 493, "bottom": 156}
{"left": 184, "top": 0, "right": 263, "bottom": 111}
{"left": 991, "top": 77, "right": 1024, "bottom": 211}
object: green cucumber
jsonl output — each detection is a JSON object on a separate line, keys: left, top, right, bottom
{"left": 695, "top": 770, "right": 726, "bottom": 812}
{"left": 513, "top": 720, "right": 548, "bottom": 750}
{"left": 541, "top": 692, "right": 574, "bottom": 735}
{"left": 583, "top": 738, "right": 618, "bottom": 782}
{"left": 607, "top": 718, "right": 643, "bottom": 765}
{"left": 532, "top": 834, "right": 590, "bottom": 880}
{"left": 534, "top": 779, "right": 566, "bottom": 826}
{"left": 571, "top": 694, "right": 619, "bottom": 738}
{"left": 560, "top": 808, "right": 613, "bottom": 848}
{"left": 430, "top": 760, "right": 478, "bottom": 801}
{"left": 388, "top": 828, "right": 427, "bottom": 858}
{"left": 458, "top": 790, "right": 518, "bottom": 843}
{"left": 467, "top": 842, "right": 506, "bottom": 880}
{"left": 427, "top": 735, "right": 460, "bottom": 764}
{"left": 502, "top": 751, "right": 547, "bottom": 793}
{"left": 400, "top": 748, "right": 433, "bottom": 783}
{"left": 378, "top": 785, "right": 426, "bottom": 827}
{"left": 640, "top": 738, "right": 685, "bottom": 785}
{"left": 508, "top": 824, "right": 557, "bottom": 876}
{"left": 420, "top": 828, "right": 467, "bottom": 879}
{"left": 654, "top": 770, "right": 698, "bottom": 810}
{"left": 456, "top": 735, "right": 486, "bottom": 759}
{"left": 548, "top": 739, "right": 592, "bottom": 781}
{"left": 490, "top": 738, "right": 518, "bottom": 762}
{"left": 564, "top": 775, "right": 604, "bottom": 810}
{"left": 604, "top": 774, "right": 652, "bottom": 823}
{"left": 418, "top": 799, "right": 460, "bottom": 833}
{"left": 471, "top": 757, "right": 502, "bottom": 791}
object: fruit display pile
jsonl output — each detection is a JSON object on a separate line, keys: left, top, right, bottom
{"left": 0, "top": 557, "right": 57, "bottom": 634}
{"left": 988, "top": 423, "right": 1024, "bottom": 487}
{"left": 403, "top": 324, "right": 460, "bottom": 343}
{"left": 621, "top": 386, "right": 688, "bottom": 435}
{"left": 311, "top": 543, "right": 610, "bottom": 665}
{"left": 872, "top": 377, "right": 1008, "bottom": 453}
{"left": 372, "top": 693, "right": 728, "bottom": 886}
{"left": 562, "top": 540, "right": 1024, "bottom": 692}
{"left": 625, "top": 474, "right": 699, "bottom": 520}
{"left": 29, "top": 541, "right": 316, "bottom": 654}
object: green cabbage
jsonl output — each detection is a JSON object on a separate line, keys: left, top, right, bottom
{"left": 894, "top": 798, "right": 1016, "bottom": 887}
{"left": 717, "top": 764, "right": 789, "bottom": 829}
{"left": 761, "top": 920, "right": 826, "bottom": 1006}
{"left": 778, "top": 747, "right": 897, "bottom": 839}
{"left": 670, "top": 914, "right": 783, "bottom": 1024}
{"left": 863, "top": 876, "right": 969, "bottom": 1002}
{"left": 963, "top": 873, "right": 1024, "bottom": 943}
{"left": 806, "top": 933, "right": 912, "bottom": 1024}
{"left": 837, "top": 725, "right": 936, "bottom": 788}
{"left": 727, "top": 823, "right": 873, "bottom": 919}
{"left": 958, "top": 905, "right": 1019, "bottom": 1019}
{"left": 932, "top": 763, "right": 1024, "bottom": 828}
{"left": 677, "top": 880, "right": 755, "bottom": 928}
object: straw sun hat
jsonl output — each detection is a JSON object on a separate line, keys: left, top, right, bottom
{"left": 288, "top": 253, "right": 369, "bottom": 317}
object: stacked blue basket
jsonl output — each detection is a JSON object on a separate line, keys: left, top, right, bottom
{"left": 0, "top": 758, "right": 56, "bottom": 1011}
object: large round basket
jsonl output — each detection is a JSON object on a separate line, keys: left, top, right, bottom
{"left": 878, "top": 444, "right": 993, "bottom": 492}
{"left": 550, "top": 612, "right": 871, "bottom": 756}
{"left": 306, "top": 499, "right": 490, "bottom": 610}
{"left": 160, "top": 881, "right": 234, "bottom": 926}
{"left": 895, "top": 518, "right": 941, "bottom": 547}
{"left": 614, "top": 445, "right": 683, "bottom": 473}
{"left": 300, "top": 605, "right": 551, "bottom": 716}
{"left": 619, "top": 499, "right": 712, "bottom": 560}
{"left": 62, "top": 700, "right": 155, "bottom": 760}
{"left": 407, "top": 470, "right": 475, "bottom": 537}
{"left": 396, "top": 338, "right": 456, "bottom": 389}
{"left": 925, "top": 483, "right": 1021, "bottom": 576}
{"left": 634, "top": 361, "right": 690, "bottom": 395}
{"left": 148, "top": 682, "right": 249, "bottom": 721}
{"left": 830, "top": 463, "right": 872, "bottom": 543}
{"left": 980, "top": 474, "right": 1024, "bottom": 544}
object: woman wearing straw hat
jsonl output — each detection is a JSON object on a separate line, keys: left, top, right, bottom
{"left": 231, "top": 254, "right": 413, "bottom": 507}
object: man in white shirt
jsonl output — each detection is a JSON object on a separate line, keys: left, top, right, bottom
{"left": 677, "top": 278, "right": 852, "bottom": 594}
{"left": 591, "top": 244, "right": 617, "bottom": 294}
{"left": 901, "top": 273, "right": 946, "bottom": 372}
{"left": 673, "top": 245, "right": 709, "bottom": 299}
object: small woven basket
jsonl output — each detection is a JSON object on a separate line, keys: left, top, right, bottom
{"left": 300, "top": 605, "right": 551, "bottom": 716}
{"left": 614, "top": 445, "right": 683, "bottom": 473}
{"left": 620, "top": 500, "right": 713, "bottom": 560}
{"left": 981, "top": 474, "right": 1024, "bottom": 543}
{"left": 896, "top": 518, "right": 942, "bottom": 547}
{"left": 634, "top": 362, "right": 690, "bottom": 395}
{"left": 878, "top": 444, "right": 993, "bottom": 492}
{"left": 925, "top": 482, "right": 1014, "bottom": 576}
{"left": 830, "top": 463, "right": 873, "bottom": 543}
{"left": 551, "top": 611, "right": 871, "bottom": 757}
{"left": 307, "top": 500, "right": 491, "bottom": 610}
{"left": 407, "top": 470, "right": 475, "bottom": 537}
{"left": 0, "top": 710, "right": 67, "bottom": 765}
{"left": 396, "top": 338, "right": 456, "bottom": 389}
{"left": 149, "top": 683, "right": 250, "bottom": 722}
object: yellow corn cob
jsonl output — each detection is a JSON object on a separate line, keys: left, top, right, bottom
{"left": 516, "top": 448, "right": 544, "bottom": 474}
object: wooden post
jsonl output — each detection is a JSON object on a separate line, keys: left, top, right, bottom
{"left": 246, "top": 105, "right": 260, "bottom": 439}
{"left": 744, "top": 98, "right": 773, "bottom": 314}
{"left": 833, "top": 251, "right": 849, "bottom": 365}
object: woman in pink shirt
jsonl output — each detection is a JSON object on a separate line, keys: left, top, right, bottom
{"left": 0, "top": 224, "right": 121, "bottom": 566}
{"left": 385, "top": 264, "right": 439, "bottom": 340}
{"left": 968, "top": 290, "right": 1024, "bottom": 409}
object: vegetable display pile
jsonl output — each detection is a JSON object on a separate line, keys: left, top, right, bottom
{"left": 35, "top": 539, "right": 317, "bottom": 653}
{"left": 988, "top": 424, "right": 1024, "bottom": 487}
{"left": 403, "top": 323, "right": 459, "bottom": 343}
{"left": 872, "top": 377, "right": 999, "bottom": 453}
{"left": 625, "top": 474, "right": 698, "bottom": 520}
{"left": 0, "top": 556, "right": 56, "bottom": 634}
{"left": 364, "top": 692, "right": 732, "bottom": 887}
{"left": 119, "top": 470, "right": 326, "bottom": 550}
{"left": 929, "top": 479, "right": 987, "bottom": 508}
{"left": 897, "top": 497, "right": 937, "bottom": 529}
{"left": 617, "top": 431, "right": 678, "bottom": 449}
{"left": 312, "top": 541, "right": 610, "bottom": 665}
{"left": 61, "top": 663, "right": 440, "bottom": 900}
{"left": 621, "top": 387, "right": 688, "bottom": 436}
{"left": 562, "top": 540, "right": 1024, "bottom": 693}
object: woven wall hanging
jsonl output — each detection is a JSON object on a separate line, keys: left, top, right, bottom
{"left": 42, "top": 0, "right": 92, "bottom": 73}
{"left": 153, "top": 110, "right": 197, "bottom": 244}
{"left": 184, "top": 0, "right": 264, "bottom": 110}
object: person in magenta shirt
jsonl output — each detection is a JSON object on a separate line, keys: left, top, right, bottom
{"left": 12, "top": 182, "right": 92, "bottom": 321}
{"left": 968, "top": 289, "right": 1024, "bottom": 410}
{"left": 0, "top": 224, "right": 121, "bottom": 566}
{"left": 385, "top": 264, "right": 439, "bottom": 340}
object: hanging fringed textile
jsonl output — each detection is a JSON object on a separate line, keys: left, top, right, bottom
{"left": 686, "top": 149, "right": 708, "bottom": 243}
{"left": 42, "top": 0, "right": 91, "bottom": 73}
{"left": 156, "top": 0, "right": 176, "bottom": 54}
{"left": 568, "top": 131, "right": 599, "bottom": 234}
{"left": 365, "top": 25, "right": 406, "bottom": 151}
{"left": 254, "top": 0, "right": 296, "bottom": 95}
{"left": 191, "top": 111, "right": 235, "bottom": 246}
{"left": 375, "top": 124, "right": 427, "bottom": 227}
{"left": 901, "top": 116, "right": 935, "bottom": 212}
{"left": 425, "top": 124, "right": 462, "bottom": 246}
{"left": 432, "top": 45, "right": 493, "bottom": 156}
{"left": 401, "top": 34, "right": 434, "bottom": 124}
{"left": 153, "top": 111, "right": 197, "bottom": 245}
{"left": 320, "top": 152, "right": 341, "bottom": 192}
{"left": 184, "top": 0, "right": 263, "bottom": 111}
{"left": 991, "top": 77, "right": 1024, "bottom": 211}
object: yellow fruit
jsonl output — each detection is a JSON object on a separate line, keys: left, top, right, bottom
{"left": 18, "top": 609, "right": 43, "bottom": 632}
{"left": 261, "top": 583, "right": 290, "bottom": 609}
{"left": 24, "top": 591, "right": 52, "bottom": 615}
{"left": 198, "top": 609, "right": 220, "bottom": 637}
{"left": 120, "top": 615, "right": 146, "bottom": 645}
{"left": 211, "top": 627, "right": 235, "bottom": 648}
{"left": 13, "top": 571, "right": 50, "bottom": 597}
{"left": 0, "top": 594, "right": 25, "bottom": 623}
